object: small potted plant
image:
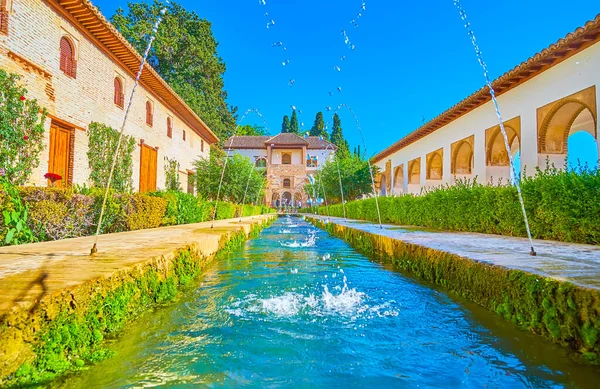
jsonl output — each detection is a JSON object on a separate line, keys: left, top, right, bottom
{"left": 44, "top": 172, "right": 62, "bottom": 187}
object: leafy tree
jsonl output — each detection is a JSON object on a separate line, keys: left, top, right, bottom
{"left": 281, "top": 115, "right": 290, "bottom": 133}
{"left": 0, "top": 70, "right": 47, "bottom": 185}
{"left": 289, "top": 110, "right": 299, "bottom": 134}
{"left": 164, "top": 157, "right": 181, "bottom": 191}
{"left": 112, "top": 1, "right": 236, "bottom": 143}
{"left": 330, "top": 113, "right": 350, "bottom": 159}
{"left": 194, "top": 150, "right": 266, "bottom": 203}
{"left": 310, "top": 112, "right": 328, "bottom": 139}
{"left": 87, "top": 122, "right": 136, "bottom": 192}
{"left": 305, "top": 154, "right": 378, "bottom": 204}
{"left": 237, "top": 124, "right": 267, "bottom": 136}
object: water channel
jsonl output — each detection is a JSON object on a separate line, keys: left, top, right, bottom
{"left": 55, "top": 217, "right": 600, "bottom": 388}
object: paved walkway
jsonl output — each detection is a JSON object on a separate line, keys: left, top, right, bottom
{"left": 308, "top": 215, "right": 600, "bottom": 290}
{"left": 0, "top": 215, "right": 275, "bottom": 316}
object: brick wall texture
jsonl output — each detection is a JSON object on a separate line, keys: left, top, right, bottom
{"left": 0, "top": 0, "right": 211, "bottom": 190}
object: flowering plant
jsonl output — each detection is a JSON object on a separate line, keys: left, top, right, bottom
{"left": 0, "top": 70, "right": 47, "bottom": 185}
{"left": 44, "top": 172, "right": 62, "bottom": 182}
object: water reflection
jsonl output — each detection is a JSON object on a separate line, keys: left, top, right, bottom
{"left": 55, "top": 217, "right": 600, "bottom": 388}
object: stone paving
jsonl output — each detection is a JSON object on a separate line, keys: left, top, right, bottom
{"left": 0, "top": 215, "right": 275, "bottom": 316}
{"left": 307, "top": 215, "right": 600, "bottom": 290}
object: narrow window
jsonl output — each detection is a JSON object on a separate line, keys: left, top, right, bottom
{"left": 60, "top": 37, "right": 77, "bottom": 78}
{"left": 114, "top": 77, "right": 124, "bottom": 108}
{"left": 183, "top": 130, "right": 186, "bottom": 141}
{"left": 167, "top": 117, "right": 173, "bottom": 138}
{"left": 0, "top": 0, "right": 9, "bottom": 35}
{"left": 145, "top": 101, "right": 153, "bottom": 126}
{"left": 282, "top": 153, "right": 291, "bottom": 165}
{"left": 201, "top": 139, "right": 204, "bottom": 153}
{"left": 283, "top": 178, "right": 291, "bottom": 188}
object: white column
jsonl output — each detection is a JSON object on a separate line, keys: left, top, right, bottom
{"left": 596, "top": 85, "right": 600, "bottom": 168}
{"left": 473, "top": 131, "right": 486, "bottom": 182}
{"left": 520, "top": 110, "right": 538, "bottom": 178}
{"left": 443, "top": 144, "right": 451, "bottom": 185}
{"left": 401, "top": 162, "right": 407, "bottom": 193}
{"left": 420, "top": 154, "right": 427, "bottom": 187}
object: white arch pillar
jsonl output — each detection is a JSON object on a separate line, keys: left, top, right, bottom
{"left": 420, "top": 153, "right": 427, "bottom": 189}
{"left": 403, "top": 162, "right": 409, "bottom": 194}
{"left": 473, "top": 131, "right": 486, "bottom": 183}
{"left": 521, "top": 110, "right": 539, "bottom": 177}
{"left": 443, "top": 144, "right": 451, "bottom": 185}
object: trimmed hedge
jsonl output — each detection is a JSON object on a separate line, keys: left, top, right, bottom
{"left": 302, "top": 166, "right": 600, "bottom": 245}
{"left": 0, "top": 186, "right": 274, "bottom": 246}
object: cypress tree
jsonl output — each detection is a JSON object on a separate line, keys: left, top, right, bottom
{"left": 282, "top": 115, "right": 290, "bottom": 133}
{"left": 310, "top": 112, "right": 328, "bottom": 139}
{"left": 290, "top": 110, "right": 299, "bottom": 134}
{"left": 330, "top": 113, "right": 350, "bottom": 158}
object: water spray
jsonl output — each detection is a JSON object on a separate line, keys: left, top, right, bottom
{"left": 333, "top": 104, "right": 383, "bottom": 229}
{"left": 452, "top": 0, "right": 536, "bottom": 256}
{"left": 91, "top": 3, "right": 168, "bottom": 255}
{"left": 212, "top": 108, "right": 268, "bottom": 228}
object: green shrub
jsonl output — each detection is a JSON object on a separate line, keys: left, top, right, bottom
{"left": 125, "top": 194, "right": 167, "bottom": 231}
{"left": 87, "top": 122, "right": 136, "bottom": 192}
{"left": 0, "top": 70, "right": 48, "bottom": 185}
{"left": 303, "top": 166, "right": 600, "bottom": 245}
{"left": 1, "top": 181, "right": 274, "bottom": 247}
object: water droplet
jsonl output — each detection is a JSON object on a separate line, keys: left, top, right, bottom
{"left": 259, "top": 0, "right": 266, "bottom": 5}
{"left": 334, "top": 65, "right": 341, "bottom": 72}
{"left": 337, "top": 87, "right": 342, "bottom": 92}
{"left": 326, "top": 106, "right": 332, "bottom": 111}
{"left": 301, "top": 122, "right": 305, "bottom": 127}
{"left": 328, "top": 92, "right": 334, "bottom": 97}
{"left": 291, "top": 105, "right": 296, "bottom": 110}
{"left": 266, "top": 20, "right": 275, "bottom": 28}
{"left": 282, "top": 60, "right": 290, "bottom": 66}
{"left": 288, "top": 79, "right": 295, "bottom": 87}
{"left": 341, "top": 56, "right": 346, "bottom": 60}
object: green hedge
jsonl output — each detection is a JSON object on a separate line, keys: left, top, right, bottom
{"left": 0, "top": 185, "right": 274, "bottom": 246}
{"left": 302, "top": 166, "right": 600, "bottom": 245}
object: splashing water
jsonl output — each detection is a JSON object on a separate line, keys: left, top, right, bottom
{"left": 212, "top": 108, "right": 269, "bottom": 227}
{"left": 452, "top": 0, "right": 536, "bottom": 256}
{"left": 278, "top": 229, "right": 293, "bottom": 234}
{"left": 280, "top": 233, "right": 317, "bottom": 248}
{"left": 92, "top": 3, "right": 168, "bottom": 254}
{"left": 330, "top": 104, "right": 382, "bottom": 229}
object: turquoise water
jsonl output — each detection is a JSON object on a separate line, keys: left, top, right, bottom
{"left": 57, "top": 217, "right": 600, "bottom": 388}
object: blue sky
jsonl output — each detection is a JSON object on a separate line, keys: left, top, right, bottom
{"left": 94, "top": 0, "right": 599, "bottom": 162}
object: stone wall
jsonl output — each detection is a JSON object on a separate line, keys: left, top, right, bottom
{"left": 0, "top": 0, "right": 211, "bottom": 190}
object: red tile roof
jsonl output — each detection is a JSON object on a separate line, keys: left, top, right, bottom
{"left": 372, "top": 13, "right": 600, "bottom": 163}
{"left": 46, "top": 0, "right": 219, "bottom": 143}
{"left": 225, "top": 133, "right": 337, "bottom": 150}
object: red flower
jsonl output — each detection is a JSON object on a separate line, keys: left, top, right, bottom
{"left": 23, "top": 135, "right": 29, "bottom": 140}
{"left": 44, "top": 172, "right": 62, "bottom": 181}
{"left": 20, "top": 96, "right": 26, "bottom": 101}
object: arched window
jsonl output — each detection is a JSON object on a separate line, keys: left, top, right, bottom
{"left": 60, "top": 37, "right": 76, "bottom": 78}
{"left": 256, "top": 158, "right": 267, "bottom": 168}
{"left": 114, "top": 77, "right": 124, "bottom": 108}
{"left": 145, "top": 101, "right": 153, "bottom": 126}
{"left": 282, "top": 153, "right": 291, "bottom": 165}
{"left": 283, "top": 178, "right": 291, "bottom": 188}
{"left": 167, "top": 117, "right": 173, "bottom": 138}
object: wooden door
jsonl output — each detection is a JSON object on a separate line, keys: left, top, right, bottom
{"left": 139, "top": 144, "right": 157, "bottom": 192}
{"left": 48, "top": 124, "right": 71, "bottom": 188}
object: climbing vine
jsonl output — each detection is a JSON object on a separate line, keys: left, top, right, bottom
{"left": 0, "top": 70, "right": 48, "bottom": 185}
{"left": 164, "top": 156, "right": 181, "bottom": 191}
{"left": 87, "top": 122, "right": 135, "bottom": 192}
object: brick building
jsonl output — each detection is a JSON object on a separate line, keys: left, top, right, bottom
{"left": 0, "top": 0, "right": 218, "bottom": 191}
{"left": 225, "top": 133, "right": 336, "bottom": 207}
